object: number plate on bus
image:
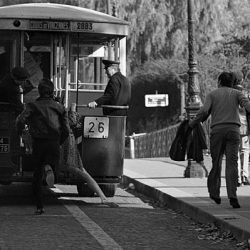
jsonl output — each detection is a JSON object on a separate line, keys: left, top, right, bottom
{"left": 0, "top": 137, "right": 9, "bottom": 153}
{"left": 83, "top": 117, "right": 109, "bottom": 138}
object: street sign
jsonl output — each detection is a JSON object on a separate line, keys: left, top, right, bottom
{"left": 145, "top": 94, "right": 169, "bottom": 107}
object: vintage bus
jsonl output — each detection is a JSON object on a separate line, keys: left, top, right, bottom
{"left": 0, "top": 3, "right": 129, "bottom": 197}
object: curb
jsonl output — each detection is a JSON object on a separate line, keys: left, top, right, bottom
{"left": 122, "top": 175, "right": 250, "bottom": 242}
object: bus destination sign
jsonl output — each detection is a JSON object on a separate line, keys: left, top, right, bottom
{"left": 29, "top": 20, "right": 70, "bottom": 30}
{"left": 29, "top": 20, "right": 93, "bottom": 32}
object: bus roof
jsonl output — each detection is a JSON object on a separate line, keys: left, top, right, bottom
{"left": 0, "top": 3, "right": 129, "bottom": 36}
{"left": 0, "top": 3, "right": 128, "bottom": 24}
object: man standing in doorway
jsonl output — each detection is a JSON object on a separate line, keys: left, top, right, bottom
{"left": 88, "top": 59, "right": 131, "bottom": 116}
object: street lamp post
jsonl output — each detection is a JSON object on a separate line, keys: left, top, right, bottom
{"left": 184, "top": 0, "right": 207, "bottom": 178}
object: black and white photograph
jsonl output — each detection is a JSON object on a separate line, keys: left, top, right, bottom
{"left": 0, "top": 0, "right": 250, "bottom": 249}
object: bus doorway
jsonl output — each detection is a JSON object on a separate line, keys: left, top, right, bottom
{"left": 23, "top": 32, "right": 68, "bottom": 104}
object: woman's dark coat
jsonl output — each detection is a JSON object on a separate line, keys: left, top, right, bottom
{"left": 169, "top": 120, "right": 207, "bottom": 162}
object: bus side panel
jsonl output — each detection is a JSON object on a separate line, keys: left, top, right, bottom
{"left": 82, "top": 116, "right": 126, "bottom": 180}
{"left": 0, "top": 105, "right": 20, "bottom": 181}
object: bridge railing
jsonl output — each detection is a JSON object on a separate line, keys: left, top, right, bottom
{"left": 125, "top": 123, "right": 180, "bottom": 159}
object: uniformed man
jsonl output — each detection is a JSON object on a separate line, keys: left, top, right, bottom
{"left": 88, "top": 59, "right": 131, "bottom": 116}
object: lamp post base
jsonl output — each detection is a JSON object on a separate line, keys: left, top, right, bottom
{"left": 184, "top": 160, "right": 208, "bottom": 178}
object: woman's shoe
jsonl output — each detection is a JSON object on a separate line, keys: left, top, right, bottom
{"left": 105, "top": 202, "right": 119, "bottom": 208}
{"left": 102, "top": 199, "right": 119, "bottom": 208}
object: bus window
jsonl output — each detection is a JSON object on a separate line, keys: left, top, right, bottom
{"left": 0, "top": 31, "right": 20, "bottom": 79}
{"left": 23, "top": 32, "right": 68, "bottom": 102}
{"left": 23, "top": 32, "right": 51, "bottom": 103}
{"left": 24, "top": 32, "right": 52, "bottom": 87}
{"left": 69, "top": 37, "right": 107, "bottom": 91}
{"left": 53, "top": 34, "right": 68, "bottom": 99}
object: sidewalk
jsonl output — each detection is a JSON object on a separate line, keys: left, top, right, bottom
{"left": 123, "top": 155, "right": 250, "bottom": 242}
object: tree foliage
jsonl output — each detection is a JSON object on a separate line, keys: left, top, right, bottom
{"left": 127, "top": 60, "right": 182, "bottom": 134}
{"left": 117, "top": 0, "right": 250, "bottom": 76}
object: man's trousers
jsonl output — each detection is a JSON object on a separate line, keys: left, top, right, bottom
{"left": 208, "top": 127, "right": 240, "bottom": 199}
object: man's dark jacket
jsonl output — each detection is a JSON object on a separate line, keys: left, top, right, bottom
{"left": 95, "top": 72, "right": 131, "bottom": 116}
{"left": 16, "top": 96, "right": 70, "bottom": 145}
{"left": 169, "top": 120, "right": 207, "bottom": 162}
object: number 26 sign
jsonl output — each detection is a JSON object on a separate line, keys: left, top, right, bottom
{"left": 83, "top": 117, "right": 109, "bottom": 138}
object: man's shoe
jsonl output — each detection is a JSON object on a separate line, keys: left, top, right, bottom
{"left": 44, "top": 165, "right": 54, "bottom": 188}
{"left": 34, "top": 208, "right": 45, "bottom": 215}
{"left": 209, "top": 195, "right": 221, "bottom": 204}
{"left": 230, "top": 198, "right": 241, "bottom": 208}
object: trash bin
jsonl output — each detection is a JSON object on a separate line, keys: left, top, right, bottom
{"left": 78, "top": 115, "right": 126, "bottom": 197}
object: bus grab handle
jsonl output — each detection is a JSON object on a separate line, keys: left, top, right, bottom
{"left": 77, "top": 104, "right": 129, "bottom": 109}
